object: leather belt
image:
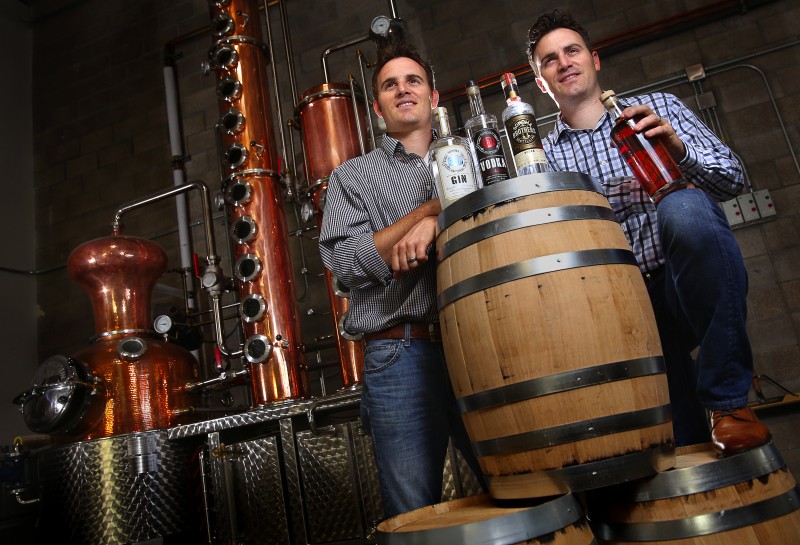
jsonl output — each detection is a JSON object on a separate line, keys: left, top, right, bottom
{"left": 363, "top": 322, "right": 441, "bottom": 343}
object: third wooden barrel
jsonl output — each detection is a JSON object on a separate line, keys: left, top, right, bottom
{"left": 587, "top": 441, "right": 800, "bottom": 544}
{"left": 435, "top": 173, "right": 675, "bottom": 499}
{"left": 376, "top": 494, "right": 595, "bottom": 545}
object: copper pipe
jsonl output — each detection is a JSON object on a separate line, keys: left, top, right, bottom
{"left": 321, "top": 33, "right": 371, "bottom": 83}
{"left": 356, "top": 49, "right": 377, "bottom": 149}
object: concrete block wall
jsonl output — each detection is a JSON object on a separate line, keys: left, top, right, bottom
{"left": 4, "top": 0, "right": 797, "bottom": 456}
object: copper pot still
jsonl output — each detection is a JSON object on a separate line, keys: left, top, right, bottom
{"left": 211, "top": 0, "right": 307, "bottom": 404}
{"left": 298, "top": 82, "right": 369, "bottom": 388}
{"left": 58, "top": 234, "right": 199, "bottom": 441}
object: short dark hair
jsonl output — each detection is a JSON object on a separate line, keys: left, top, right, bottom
{"left": 527, "top": 10, "right": 593, "bottom": 75}
{"left": 371, "top": 43, "right": 435, "bottom": 99}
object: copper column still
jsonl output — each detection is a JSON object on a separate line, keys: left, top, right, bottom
{"left": 66, "top": 234, "right": 198, "bottom": 440}
{"left": 297, "top": 82, "right": 368, "bottom": 389}
{"left": 209, "top": 0, "right": 306, "bottom": 404}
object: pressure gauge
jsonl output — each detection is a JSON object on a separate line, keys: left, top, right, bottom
{"left": 154, "top": 314, "right": 174, "bottom": 335}
{"left": 300, "top": 201, "right": 315, "bottom": 223}
{"left": 370, "top": 15, "right": 391, "bottom": 38}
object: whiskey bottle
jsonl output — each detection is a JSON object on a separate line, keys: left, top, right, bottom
{"left": 429, "top": 106, "right": 479, "bottom": 208}
{"left": 500, "top": 72, "right": 550, "bottom": 176}
{"left": 600, "top": 90, "right": 688, "bottom": 204}
{"left": 464, "top": 80, "right": 510, "bottom": 185}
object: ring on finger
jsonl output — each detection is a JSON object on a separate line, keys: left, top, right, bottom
{"left": 407, "top": 257, "right": 417, "bottom": 264}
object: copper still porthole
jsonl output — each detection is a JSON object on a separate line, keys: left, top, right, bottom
{"left": 240, "top": 293, "right": 267, "bottom": 323}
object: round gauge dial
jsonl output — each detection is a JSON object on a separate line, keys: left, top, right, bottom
{"left": 371, "top": 15, "right": 391, "bottom": 37}
{"left": 154, "top": 314, "right": 174, "bottom": 334}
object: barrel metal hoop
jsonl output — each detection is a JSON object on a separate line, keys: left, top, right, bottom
{"left": 376, "top": 493, "right": 585, "bottom": 545}
{"left": 621, "top": 441, "right": 786, "bottom": 501}
{"left": 592, "top": 485, "right": 800, "bottom": 542}
{"left": 457, "top": 356, "right": 666, "bottom": 414}
{"left": 489, "top": 445, "right": 675, "bottom": 498}
{"left": 439, "top": 205, "right": 617, "bottom": 261}
{"left": 472, "top": 405, "right": 672, "bottom": 456}
{"left": 437, "top": 172, "right": 604, "bottom": 231}
{"left": 437, "top": 248, "right": 638, "bottom": 309}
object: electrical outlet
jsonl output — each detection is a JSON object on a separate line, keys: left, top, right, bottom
{"left": 736, "top": 193, "right": 760, "bottom": 222}
{"left": 721, "top": 198, "right": 744, "bottom": 226}
{"left": 753, "top": 189, "right": 776, "bottom": 218}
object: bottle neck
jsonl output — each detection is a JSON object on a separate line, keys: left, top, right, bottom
{"left": 602, "top": 95, "right": 625, "bottom": 119}
{"left": 467, "top": 89, "right": 486, "bottom": 117}
{"left": 435, "top": 115, "right": 452, "bottom": 137}
{"left": 506, "top": 93, "right": 521, "bottom": 105}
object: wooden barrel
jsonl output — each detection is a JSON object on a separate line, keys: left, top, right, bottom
{"left": 435, "top": 173, "right": 675, "bottom": 499}
{"left": 587, "top": 441, "right": 800, "bottom": 544}
{"left": 376, "top": 493, "right": 595, "bottom": 545}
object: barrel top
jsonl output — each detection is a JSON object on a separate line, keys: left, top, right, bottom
{"left": 437, "top": 171, "right": 604, "bottom": 233}
{"left": 376, "top": 493, "right": 584, "bottom": 545}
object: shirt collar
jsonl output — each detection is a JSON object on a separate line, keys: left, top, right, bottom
{"left": 380, "top": 131, "right": 437, "bottom": 158}
{"left": 381, "top": 133, "right": 403, "bottom": 156}
{"left": 551, "top": 104, "right": 616, "bottom": 143}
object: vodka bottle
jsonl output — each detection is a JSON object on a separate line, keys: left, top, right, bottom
{"left": 429, "top": 107, "right": 479, "bottom": 208}
{"left": 600, "top": 90, "right": 688, "bottom": 204}
{"left": 500, "top": 72, "right": 550, "bottom": 175}
{"left": 464, "top": 80, "right": 511, "bottom": 185}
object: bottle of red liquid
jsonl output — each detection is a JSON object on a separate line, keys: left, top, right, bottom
{"left": 600, "top": 90, "right": 688, "bottom": 204}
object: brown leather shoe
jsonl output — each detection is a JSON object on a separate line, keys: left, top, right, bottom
{"left": 710, "top": 407, "right": 770, "bottom": 456}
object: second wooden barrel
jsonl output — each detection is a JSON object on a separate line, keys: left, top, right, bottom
{"left": 376, "top": 494, "right": 595, "bottom": 545}
{"left": 587, "top": 441, "right": 800, "bottom": 544}
{"left": 435, "top": 173, "right": 675, "bottom": 499}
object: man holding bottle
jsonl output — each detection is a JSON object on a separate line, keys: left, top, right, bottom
{"left": 318, "top": 43, "right": 482, "bottom": 517}
{"left": 526, "top": 10, "right": 769, "bottom": 455}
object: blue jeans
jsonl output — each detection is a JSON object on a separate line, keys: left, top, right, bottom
{"left": 361, "top": 331, "right": 483, "bottom": 518}
{"left": 652, "top": 188, "right": 753, "bottom": 445}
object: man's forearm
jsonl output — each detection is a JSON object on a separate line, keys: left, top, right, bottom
{"left": 374, "top": 198, "right": 441, "bottom": 264}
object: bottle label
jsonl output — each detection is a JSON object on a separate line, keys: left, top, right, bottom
{"left": 470, "top": 127, "right": 510, "bottom": 185}
{"left": 505, "top": 113, "right": 546, "bottom": 162}
{"left": 514, "top": 147, "right": 548, "bottom": 171}
{"left": 434, "top": 144, "right": 478, "bottom": 204}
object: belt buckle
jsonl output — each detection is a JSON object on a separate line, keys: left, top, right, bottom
{"left": 428, "top": 323, "right": 439, "bottom": 342}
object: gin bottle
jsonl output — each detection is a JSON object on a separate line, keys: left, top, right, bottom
{"left": 429, "top": 107, "right": 479, "bottom": 208}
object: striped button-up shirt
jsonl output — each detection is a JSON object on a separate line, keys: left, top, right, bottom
{"left": 543, "top": 92, "right": 744, "bottom": 273}
{"left": 319, "top": 134, "right": 439, "bottom": 334}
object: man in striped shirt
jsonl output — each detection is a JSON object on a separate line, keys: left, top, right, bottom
{"left": 526, "top": 10, "right": 769, "bottom": 455}
{"left": 319, "top": 43, "right": 482, "bottom": 517}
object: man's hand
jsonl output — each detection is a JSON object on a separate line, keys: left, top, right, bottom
{"left": 374, "top": 198, "right": 441, "bottom": 275}
{"left": 621, "top": 104, "right": 686, "bottom": 164}
{"left": 390, "top": 215, "right": 437, "bottom": 277}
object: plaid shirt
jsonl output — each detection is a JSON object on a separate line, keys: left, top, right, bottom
{"left": 543, "top": 92, "right": 744, "bottom": 273}
{"left": 319, "top": 134, "right": 439, "bottom": 334}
